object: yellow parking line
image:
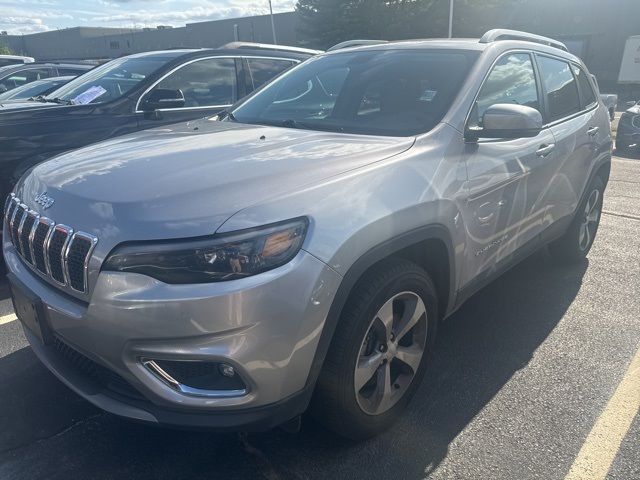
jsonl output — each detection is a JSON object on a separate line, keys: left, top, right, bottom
{"left": 564, "top": 346, "right": 640, "bottom": 480}
{"left": 0, "top": 313, "right": 17, "bottom": 325}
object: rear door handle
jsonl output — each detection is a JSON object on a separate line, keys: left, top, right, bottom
{"left": 536, "top": 143, "right": 555, "bottom": 157}
{"left": 587, "top": 126, "right": 600, "bottom": 137}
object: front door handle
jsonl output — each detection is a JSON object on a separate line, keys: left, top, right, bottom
{"left": 536, "top": 143, "right": 555, "bottom": 157}
{"left": 587, "top": 126, "right": 600, "bottom": 137}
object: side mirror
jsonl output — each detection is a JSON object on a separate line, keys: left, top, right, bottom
{"left": 141, "top": 88, "right": 185, "bottom": 111}
{"left": 626, "top": 100, "right": 637, "bottom": 108}
{"left": 467, "top": 104, "right": 543, "bottom": 140}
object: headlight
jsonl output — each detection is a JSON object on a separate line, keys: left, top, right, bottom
{"left": 103, "top": 217, "right": 308, "bottom": 284}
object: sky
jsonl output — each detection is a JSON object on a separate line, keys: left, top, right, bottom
{"left": 0, "top": 0, "right": 297, "bottom": 35}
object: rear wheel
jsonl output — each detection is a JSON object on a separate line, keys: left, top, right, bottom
{"left": 313, "top": 259, "right": 438, "bottom": 440}
{"left": 549, "top": 175, "right": 605, "bottom": 264}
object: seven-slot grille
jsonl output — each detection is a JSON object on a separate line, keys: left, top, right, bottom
{"left": 3, "top": 193, "right": 97, "bottom": 294}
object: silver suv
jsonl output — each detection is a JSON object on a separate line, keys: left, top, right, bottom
{"left": 3, "top": 30, "right": 611, "bottom": 439}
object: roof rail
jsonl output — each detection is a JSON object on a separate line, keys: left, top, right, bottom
{"left": 220, "top": 42, "right": 323, "bottom": 55}
{"left": 479, "top": 29, "right": 568, "bottom": 52}
{"left": 327, "top": 40, "right": 388, "bottom": 52}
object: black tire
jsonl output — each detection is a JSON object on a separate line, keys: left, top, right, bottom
{"left": 312, "top": 258, "right": 438, "bottom": 440}
{"left": 549, "top": 175, "right": 605, "bottom": 264}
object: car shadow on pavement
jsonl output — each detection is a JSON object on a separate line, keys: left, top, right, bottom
{"left": 0, "top": 248, "right": 589, "bottom": 480}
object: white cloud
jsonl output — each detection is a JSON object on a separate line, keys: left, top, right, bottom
{"left": 0, "top": 0, "right": 296, "bottom": 34}
{"left": 92, "top": 0, "right": 295, "bottom": 27}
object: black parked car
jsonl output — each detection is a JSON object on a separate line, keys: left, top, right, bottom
{"left": 0, "top": 63, "right": 92, "bottom": 93}
{"left": 0, "top": 45, "right": 317, "bottom": 227}
{"left": 616, "top": 101, "right": 640, "bottom": 153}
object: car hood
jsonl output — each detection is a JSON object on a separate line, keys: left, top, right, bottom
{"left": 18, "top": 119, "right": 415, "bottom": 244}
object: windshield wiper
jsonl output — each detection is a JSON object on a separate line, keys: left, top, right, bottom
{"left": 27, "top": 96, "right": 74, "bottom": 105}
{"left": 47, "top": 97, "right": 75, "bottom": 106}
{"left": 280, "top": 119, "right": 344, "bottom": 133}
{"left": 217, "top": 109, "right": 237, "bottom": 122}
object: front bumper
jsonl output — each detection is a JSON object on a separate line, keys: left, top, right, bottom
{"left": 617, "top": 115, "right": 640, "bottom": 145}
{"left": 3, "top": 239, "right": 342, "bottom": 429}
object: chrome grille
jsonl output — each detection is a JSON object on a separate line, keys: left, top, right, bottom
{"left": 4, "top": 194, "right": 98, "bottom": 294}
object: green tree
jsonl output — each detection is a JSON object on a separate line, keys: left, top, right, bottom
{"left": 295, "top": 0, "right": 528, "bottom": 49}
{"left": 0, "top": 44, "right": 13, "bottom": 55}
{"left": 296, "top": 0, "right": 444, "bottom": 49}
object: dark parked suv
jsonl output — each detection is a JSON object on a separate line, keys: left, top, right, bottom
{"left": 4, "top": 30, "right": 611, "bottom": 439}
{"left": 0, "top": 45, "right": 317, "bottom": 227}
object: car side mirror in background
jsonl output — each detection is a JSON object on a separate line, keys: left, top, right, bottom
{"left": 141, "top": 88, "right": 185, "bottom": 111}
{"left": 467, "top": 104, "right": 543, "bottom": 140}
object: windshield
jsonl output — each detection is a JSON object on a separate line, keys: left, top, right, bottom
{"left": 47, "top": 56, "right": 167, "bottom": 105}
{"left": 231, "top": 49, "right": 479, "bottom": 137}
{"left": 0, "top": 78, "right": 67, "bottom": 101}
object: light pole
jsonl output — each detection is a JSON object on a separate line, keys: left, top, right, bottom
{"left": 448, "top": 0, "right": 454, "bottom": 38}
{"left": 269, "top": 0, "right": 278, "bottom": 45}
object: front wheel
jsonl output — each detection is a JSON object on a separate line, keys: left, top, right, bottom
{"left": 312, "top": 259, "right": 438, "bottom": 440}
{"left": 549, "top": 175, "right": 605, "bottom": 264}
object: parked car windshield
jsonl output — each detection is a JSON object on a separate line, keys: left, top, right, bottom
{"left": 0, "top": 77, "right": 71, "bottom": 102}
{"left": 47, "top": 56, "right": 167, "bottom": 105}
{"left": 231, "top": 49, "right": 479, "bottom": 136}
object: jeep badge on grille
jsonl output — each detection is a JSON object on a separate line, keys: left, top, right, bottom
{"left": 34, "top": 192, "right": 54, "bottom": 209}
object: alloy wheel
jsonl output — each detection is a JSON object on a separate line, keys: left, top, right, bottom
{"left": 354, "top": 291, "right": 427, "bottom": 415}
{"left": 579, "top": 189, "right": 601, "bottom": 251}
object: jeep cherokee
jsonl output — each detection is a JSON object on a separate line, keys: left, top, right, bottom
{"left": 3, "top": 30, "right": 611, "bottom": 439}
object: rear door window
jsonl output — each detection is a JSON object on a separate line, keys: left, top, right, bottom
{"left": 536, "top": 56, "right": 581, "bottom": 122}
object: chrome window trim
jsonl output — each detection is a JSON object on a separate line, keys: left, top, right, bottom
{"left": 134, "top": 55, "right": 300, "bottom": 114}
{"left": 153, "top": 104, "right": 232, "bottom": 113}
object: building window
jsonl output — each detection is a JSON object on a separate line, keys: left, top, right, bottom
{"left": 110, "top": 41, "right": 120, "bottom": 50}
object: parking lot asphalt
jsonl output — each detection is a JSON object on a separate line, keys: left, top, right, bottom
{"left": 0, "top": 155, "right": 638, "bottom": 480}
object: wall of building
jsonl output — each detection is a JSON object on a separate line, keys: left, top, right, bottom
{"left": 0, "top": 13, "right": 297, "bottom": 61}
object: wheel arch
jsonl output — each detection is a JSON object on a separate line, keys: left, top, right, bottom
{"left": 304, "top": 224, "right": 455, "bottom": 392}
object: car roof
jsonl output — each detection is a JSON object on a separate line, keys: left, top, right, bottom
{"left": 125, "top": 47, "right": 313, "bottom": 63}
{"left": 0, "top": 62, "right": 92, "bottom": 73}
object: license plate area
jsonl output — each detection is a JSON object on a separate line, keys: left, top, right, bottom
{"left": 8, "top": 273, "right": 53, "bottom": 345}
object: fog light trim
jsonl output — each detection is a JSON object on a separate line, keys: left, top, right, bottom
{"left": 142, "top": 359, "right": 247, "bottom": 398}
